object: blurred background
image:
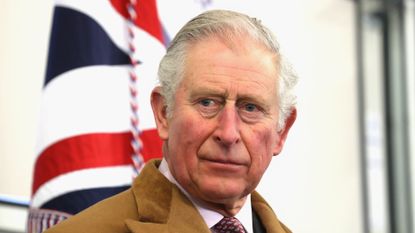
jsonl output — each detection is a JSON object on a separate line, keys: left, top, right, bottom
{"left": 0, "top": 0, "right": 414, "bottom": 232}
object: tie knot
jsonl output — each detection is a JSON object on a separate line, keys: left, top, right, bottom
{"left": 212, "top": 217, "right": 246, "bottom": 233}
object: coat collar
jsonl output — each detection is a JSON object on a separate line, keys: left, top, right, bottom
{"left": 124, "top": 159, "right": 212, "bottom": 233}
{"left": 252, "top": 192, "right": 292, "bottom": 233}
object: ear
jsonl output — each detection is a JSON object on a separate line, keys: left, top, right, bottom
{"left": 272, "top": 108, "right": 297, "bottom": 156}
{"left": 150, "top": 87, "right": 169, "bottom": 140}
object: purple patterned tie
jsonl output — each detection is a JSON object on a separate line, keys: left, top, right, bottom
{"left": 212, "top": 217, "right": 247, "bottom": 233}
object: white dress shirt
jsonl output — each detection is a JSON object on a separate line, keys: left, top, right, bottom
{"left": 158, "top": 159, "right": 253, "bottom": 233}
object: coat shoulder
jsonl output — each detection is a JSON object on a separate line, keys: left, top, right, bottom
{"left": 45, "top": 188, "right": 138, "bottom": 233}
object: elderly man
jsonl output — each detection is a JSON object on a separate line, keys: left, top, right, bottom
{"left": 45, "top": 9, "right": 297, "bottom": 233}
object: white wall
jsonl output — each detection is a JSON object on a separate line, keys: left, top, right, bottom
{"left": 0, "top": 1, "right": 362, "bottom": 233}
{"left": 0, "top": 0, "right": 54, "bottom": 197}
{"left": 0, "top": 1, "right": 54, "bottom": 231}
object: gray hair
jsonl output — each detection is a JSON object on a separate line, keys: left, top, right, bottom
{"left": 157, "top": 9, "right": 298, "bottom": 130}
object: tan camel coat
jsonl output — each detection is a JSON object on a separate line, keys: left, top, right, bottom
{"left": 45, "top": 160, "right": 291, "bottom": 233}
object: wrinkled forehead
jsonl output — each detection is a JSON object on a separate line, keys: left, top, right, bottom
{"left": 187, "top": 30, "right": 279, "bottom": 56}
{"left": 180, "top": 36, "right": 280, "bottom": 97}
{"left": 184, "top": 35, "right": 280, "bottom": 73}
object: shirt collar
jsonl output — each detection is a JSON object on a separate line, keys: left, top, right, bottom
{"left": 158, "top": 158, "right": 253, "bottom": 232}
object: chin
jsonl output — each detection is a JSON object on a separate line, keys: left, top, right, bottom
{"left": 199, "top": 185, "right": 246, "bottom": 203}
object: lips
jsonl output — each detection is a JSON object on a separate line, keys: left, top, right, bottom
{"left": 203, "top": 157, "right": 246, "bottom": 166}
{"left": 198, "top": 153, "right": 250, "bottom": 170}
{"left": 199, "top": 159, "right": 248, "bottom": 177}
{"left": 197, "top": 145, "right": 250, "bottom": 168}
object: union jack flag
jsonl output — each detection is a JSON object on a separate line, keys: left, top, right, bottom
{"left": 28, "top": 0, "right": 167, "bottom": 231}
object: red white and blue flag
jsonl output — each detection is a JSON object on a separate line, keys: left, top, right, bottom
{"left": 28, "top": 0, "right": 168, "bottom": 231}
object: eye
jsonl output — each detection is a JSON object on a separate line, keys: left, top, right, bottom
{"left": 196, "top": 98, "right": 221, "bottom": 117}
{"left": 244, "top": 103, "right": 258, "bottom": 112}
{"left": 239, "top": 102, "right": 265, "bottom": 122}
{"left": 200, "top": 99, "right": 215, "bottom": 107}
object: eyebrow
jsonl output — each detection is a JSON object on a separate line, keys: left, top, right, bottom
{"left": 189, "top": 86, "right": 226, "bottom": 96}
{"left": 188, "top": 85, "right": 271, "bottom": 108}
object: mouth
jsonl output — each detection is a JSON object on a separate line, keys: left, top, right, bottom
{"left": 204, "top": 158, "right": 244, "bottom": 165}
{"left": 201, "top": 158, "right": 247, "bottom": 172}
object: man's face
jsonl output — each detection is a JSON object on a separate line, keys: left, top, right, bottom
{"left": 152, "top": 37, "right": 294, "bottom": 213}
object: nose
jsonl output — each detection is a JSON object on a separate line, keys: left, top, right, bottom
{"left": 213, "top": 106, "right": 241, "bottom": 146}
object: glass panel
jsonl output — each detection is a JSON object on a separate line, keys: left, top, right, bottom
{"left": 403, "top": 0, "right": 415, "bottom": 229}
{"left": 361, "top": 7, "right": 391, "bottom": 232}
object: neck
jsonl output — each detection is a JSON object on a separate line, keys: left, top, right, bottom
{"left": 199, "top": 196, "right": 247, "bottom": 217}
{"left": 158, "top": 158, "right": 247, "bottom": 216}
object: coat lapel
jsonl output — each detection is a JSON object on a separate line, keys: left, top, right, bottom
{"left": 252, "top": 192, "right": 292, "bottom": 233}
{"left": 124, "top": 160, "right": 211, "bottom": 233}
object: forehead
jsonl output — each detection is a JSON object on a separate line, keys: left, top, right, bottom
{"left": 180, "top": 37, "right": 279, "bottom": 97}
{"left": 186, "top": 36, "right": 278, "bottom": 72}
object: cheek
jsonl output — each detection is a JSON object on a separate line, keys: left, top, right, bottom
{"left": 252, "top": 126, "right": 276, "bottom": 150}
{"left": 171, "top": 116, "right": 203, "bottom": 143}
{"left": 167, "top": 113, "right": 210, "bottom": 161}
{"left": 167, "top": 114, "right": 213, "bottom": 184}
{"left": 246, "top": 126, "right": 277, "bottom": 167}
